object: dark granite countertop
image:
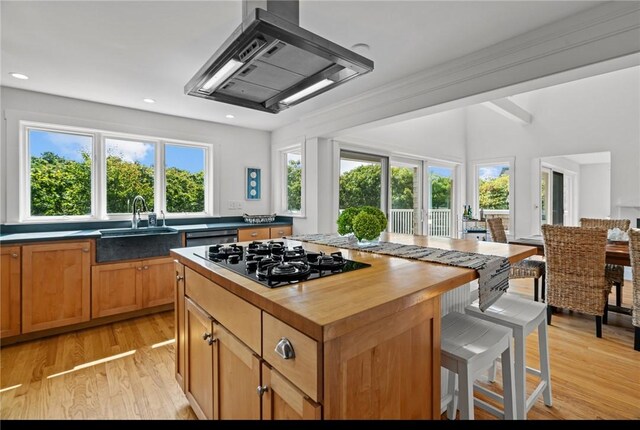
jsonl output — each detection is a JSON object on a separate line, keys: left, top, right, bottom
{"left": 0, "top": 217, "right": 293, "bottom": 244}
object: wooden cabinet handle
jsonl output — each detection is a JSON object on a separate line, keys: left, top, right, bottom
{"left": 176, "top": 274, "right": 184, "bottom": 281}
{"left": 251, "top": 232, "right": 258, "bottom": 237}
{"left": 11, "top": 253, "right": 18, "bottom": 258}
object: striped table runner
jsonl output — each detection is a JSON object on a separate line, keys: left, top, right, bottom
{"left": 288, "top": 234, "right": 511, "bottom": 311}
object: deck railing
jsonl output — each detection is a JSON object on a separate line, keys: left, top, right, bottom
{"left": 389, "top": 208, "right": 453, "bottom": 237}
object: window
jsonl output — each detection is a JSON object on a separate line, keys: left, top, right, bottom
{"left": 277, "top": 145, "right": 304, "bottom": 216}
{"left": 21, "top": 121, "right": 213, "bottom": 221}
{"left": 339, "top": 150, "right": 388, "bottom": 211}
{"left": 27, "top": 127, "right": 94, "bottom": 217}
{"left": 474, "top": 159, "right": 514, "bottom": 234}
{"left": 165, "top": 144, "right": 206, "bottom": 214}
{"left": 284, "top": 150, "right": 302, "bottom": 213}
{"left": 105, "top": 138, "right": 155, "bottom": 214}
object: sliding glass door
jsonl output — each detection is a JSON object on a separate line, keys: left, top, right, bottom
{"left": 426, "top": 164, "right": 455, "bottom": 237}
{"left": 389, "top": 159, "right": 422, "bottom": 235}
{"left": 339, "top": 150, "right": 388, "bottom": 214}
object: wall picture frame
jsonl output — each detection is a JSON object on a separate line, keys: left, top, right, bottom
{"left": 246, "top": 167, "right": 261, "bottom": 200}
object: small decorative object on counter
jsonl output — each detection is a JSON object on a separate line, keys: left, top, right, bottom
{"left": 479, "top": 208, "right": 484, "bottom": 221}
{"left": 243, "top": 213, "right": 277, "bottom": 224}
{"left": 336, "top": 206, "right": 387, "bottom": 247}
{"left": 148, "top": 212, "right": 157, "bottom": 227}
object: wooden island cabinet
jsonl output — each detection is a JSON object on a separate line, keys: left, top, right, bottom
{"left": 172, "top": 233, "right": 536, "bottom": 420}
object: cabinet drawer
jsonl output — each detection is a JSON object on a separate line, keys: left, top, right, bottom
{"left": 238, "top": 227, "right": 270, "bottom": 242}
{"left": 185, "top": 267, "right": 261, "bottom": 354}
{"left": 263, "top": 313, "right": 320, "bottom": 402}
{"left": 269, "top": 226, "right": 292, "bottom": 238}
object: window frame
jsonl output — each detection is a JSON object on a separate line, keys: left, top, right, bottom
{"left": 277, "top": 143, "right": 305, "bottom": 217}
{"left": 19, "top": 121, "right": 215, "bottom": 222}
{"left": 472, "top": 157, "right": 515, "bottom": 236}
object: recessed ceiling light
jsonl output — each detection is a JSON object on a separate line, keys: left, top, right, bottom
{"left": 226, "top": 114, "right": 235, "bottom": 119}
{"left": 10, "top": 72, "right": 29, "bottom": 80}
{"left": 143, "top": 98, "right": 155, "bottom": 104}
{"left": 351, "top": 43, "right": 370, "bottom": 53}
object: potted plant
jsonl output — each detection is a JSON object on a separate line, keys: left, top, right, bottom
{"left": 337, "top": 206, "right": 387, "bottom": 247}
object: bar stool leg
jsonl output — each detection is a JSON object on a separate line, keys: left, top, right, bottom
{"left": 458, "top": 365, "right": 474, "bottom": 420}
{"left": 446, "top": 371, "right": 458, "bottom": 420}
{"left": 538, "top": 320, "right": 553, "bottom": 406}
{"left": 513, "top": 329, "right": 527, "bottom": 420}
{"left": 501, "top": 344, "right": 516, "bottom": 420}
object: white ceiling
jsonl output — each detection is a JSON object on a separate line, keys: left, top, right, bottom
{"left": 561, "top": 152, "right": 611, "bottom": 165}
{"left": 1, "top": 1, "right": 604, "bottom": 131}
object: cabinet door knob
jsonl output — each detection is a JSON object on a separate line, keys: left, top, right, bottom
{"left": 137, "top": 267, "right": 142, "bottom": 271}
{"left": 143, "top": 265, "right": 149, "bottom": 270}
{"left": 176, "top": 274, "right": 184, "bottom": 281}
{"left": 11, "top": 253, "right": 18, "bottom": 258}
{"left": 275, "top": 337, "right": 295, "bottom": 360}
{"left": 251, "top": 232, "right": 258, "bottom": 237}
{"left": 256, "top": 385, "right": 269, "bottom": 396}
{"left": 82, "top": 248, "right": 89, "bottom": 253}
{"left": 202, "top": 332, "right": 216, "bottom": 345}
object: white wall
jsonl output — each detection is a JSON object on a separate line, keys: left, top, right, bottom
{"left": 465, "top": 66, "right": 640, "bottom": 238}
{"left": 0, "top": 87, "right": 271, "bottom": 223}
{"left": 579, "top": 163, "right": 611, "bottom": 219}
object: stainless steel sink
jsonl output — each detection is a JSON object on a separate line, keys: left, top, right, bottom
{"left": 96, "top": 227, "right": 181, "bottom": 262}
{"left": 99, "top": 226, "right": 178, "bottom": 238}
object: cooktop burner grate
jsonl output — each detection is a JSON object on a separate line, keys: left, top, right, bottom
{"left": 194, "top": 240, "right": 370, "bottom": 288}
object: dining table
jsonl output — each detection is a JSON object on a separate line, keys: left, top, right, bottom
{"left": 509, "top": 235, "right": 632, "bottom": 315}
{"left": 509, "top": 235, "right": 630, "bottom": 267}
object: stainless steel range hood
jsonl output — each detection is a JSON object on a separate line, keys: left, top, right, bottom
{"left": 184, "top": 0, "right": 374, "bottom": 114}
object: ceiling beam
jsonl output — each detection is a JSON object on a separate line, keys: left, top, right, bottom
{"left": 482, "top": 98, "right": 533, "bottom": 124}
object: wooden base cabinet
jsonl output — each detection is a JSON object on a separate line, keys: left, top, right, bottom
{"left": 1, "top": 246, "right": 21, "bottom": 338}
{"left": 175, "top": 261, "right": 186, "bottom": 391}
{"left": 214, "top": 321, "right": 261, "bottom": 420}
{"left": 185, "top": 298, "right": 215, "bottom": 420}
{"left": 92, "top": 257, "right": 175, "bottom": 318}
{"left": 261, "top": 364, "right": 322, "bottom": 420}
{"left": 22, "top": 241, "right": 91, "bottom": 333}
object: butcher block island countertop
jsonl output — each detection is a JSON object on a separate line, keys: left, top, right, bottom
{"left": 170, "top": 233, "right": 536, "bottom": 420}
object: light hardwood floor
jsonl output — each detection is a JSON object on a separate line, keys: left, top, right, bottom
{"left": 1, "top": 278, "right": 638, "bottom": 420}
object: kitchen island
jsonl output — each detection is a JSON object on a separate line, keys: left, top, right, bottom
{"left": 170, "top": 233, "right": 536, "bottom": 419}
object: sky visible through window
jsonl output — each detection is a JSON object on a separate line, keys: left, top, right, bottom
{"left": 166, "top": 145, "right": 204, "bottom": 173}
{"left": 479, "top": 164, "right": 509, "bottom": 180}
{"left": 30, "top": 129, "right": 92, "bottom": 160}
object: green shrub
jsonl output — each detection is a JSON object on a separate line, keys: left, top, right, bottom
{"left": 352, "top": 212, "right": 382, "bottom": 241}
{"left": 358, "top": 206, "right": 387, "bottom": 232}
{"left": 337, "top": 207, "right": 361, "bottom": 235}
{"left": 338, "top": 206, "right": 387, "bottom": 240}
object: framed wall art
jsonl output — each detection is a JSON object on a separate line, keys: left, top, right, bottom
{"left": 246, "top": 167, "right": 261, "bottom": 200}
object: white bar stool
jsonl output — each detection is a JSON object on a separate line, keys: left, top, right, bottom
{"left": 441, "top": 311, "right": 516, "bottom": 420}
{"left": 466, "top": 293, "right": 552, "bottom": 420}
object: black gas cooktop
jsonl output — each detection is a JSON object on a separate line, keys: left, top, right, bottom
{"left": 194, "top": 240, "right": 371, "bottom": 288}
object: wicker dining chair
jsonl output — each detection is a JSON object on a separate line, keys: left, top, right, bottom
{"left": 580, "top": 218, "right": 631, "bottom": 307}
{"left": 487, "top": 218, "right": 546, "bottom": 302}
{"left": 542, "top": 224, "right": 611, "bottom": 338}
{"left": 628, "top": 228, "right": 640, "bottom": 351}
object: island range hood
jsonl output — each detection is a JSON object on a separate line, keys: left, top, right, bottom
{"left": 184, "top": 0, "right": 374, "bottom": 113}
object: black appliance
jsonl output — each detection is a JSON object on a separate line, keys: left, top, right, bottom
{"left": 194, "top": 240, "right": 370, "bottom": 288}
{"left": 185, "top": 229, "right": 238, "bottom": 247}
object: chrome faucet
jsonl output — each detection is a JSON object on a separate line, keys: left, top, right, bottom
{"left": 131, "top": 195, "right": 148, "bottom": 229}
